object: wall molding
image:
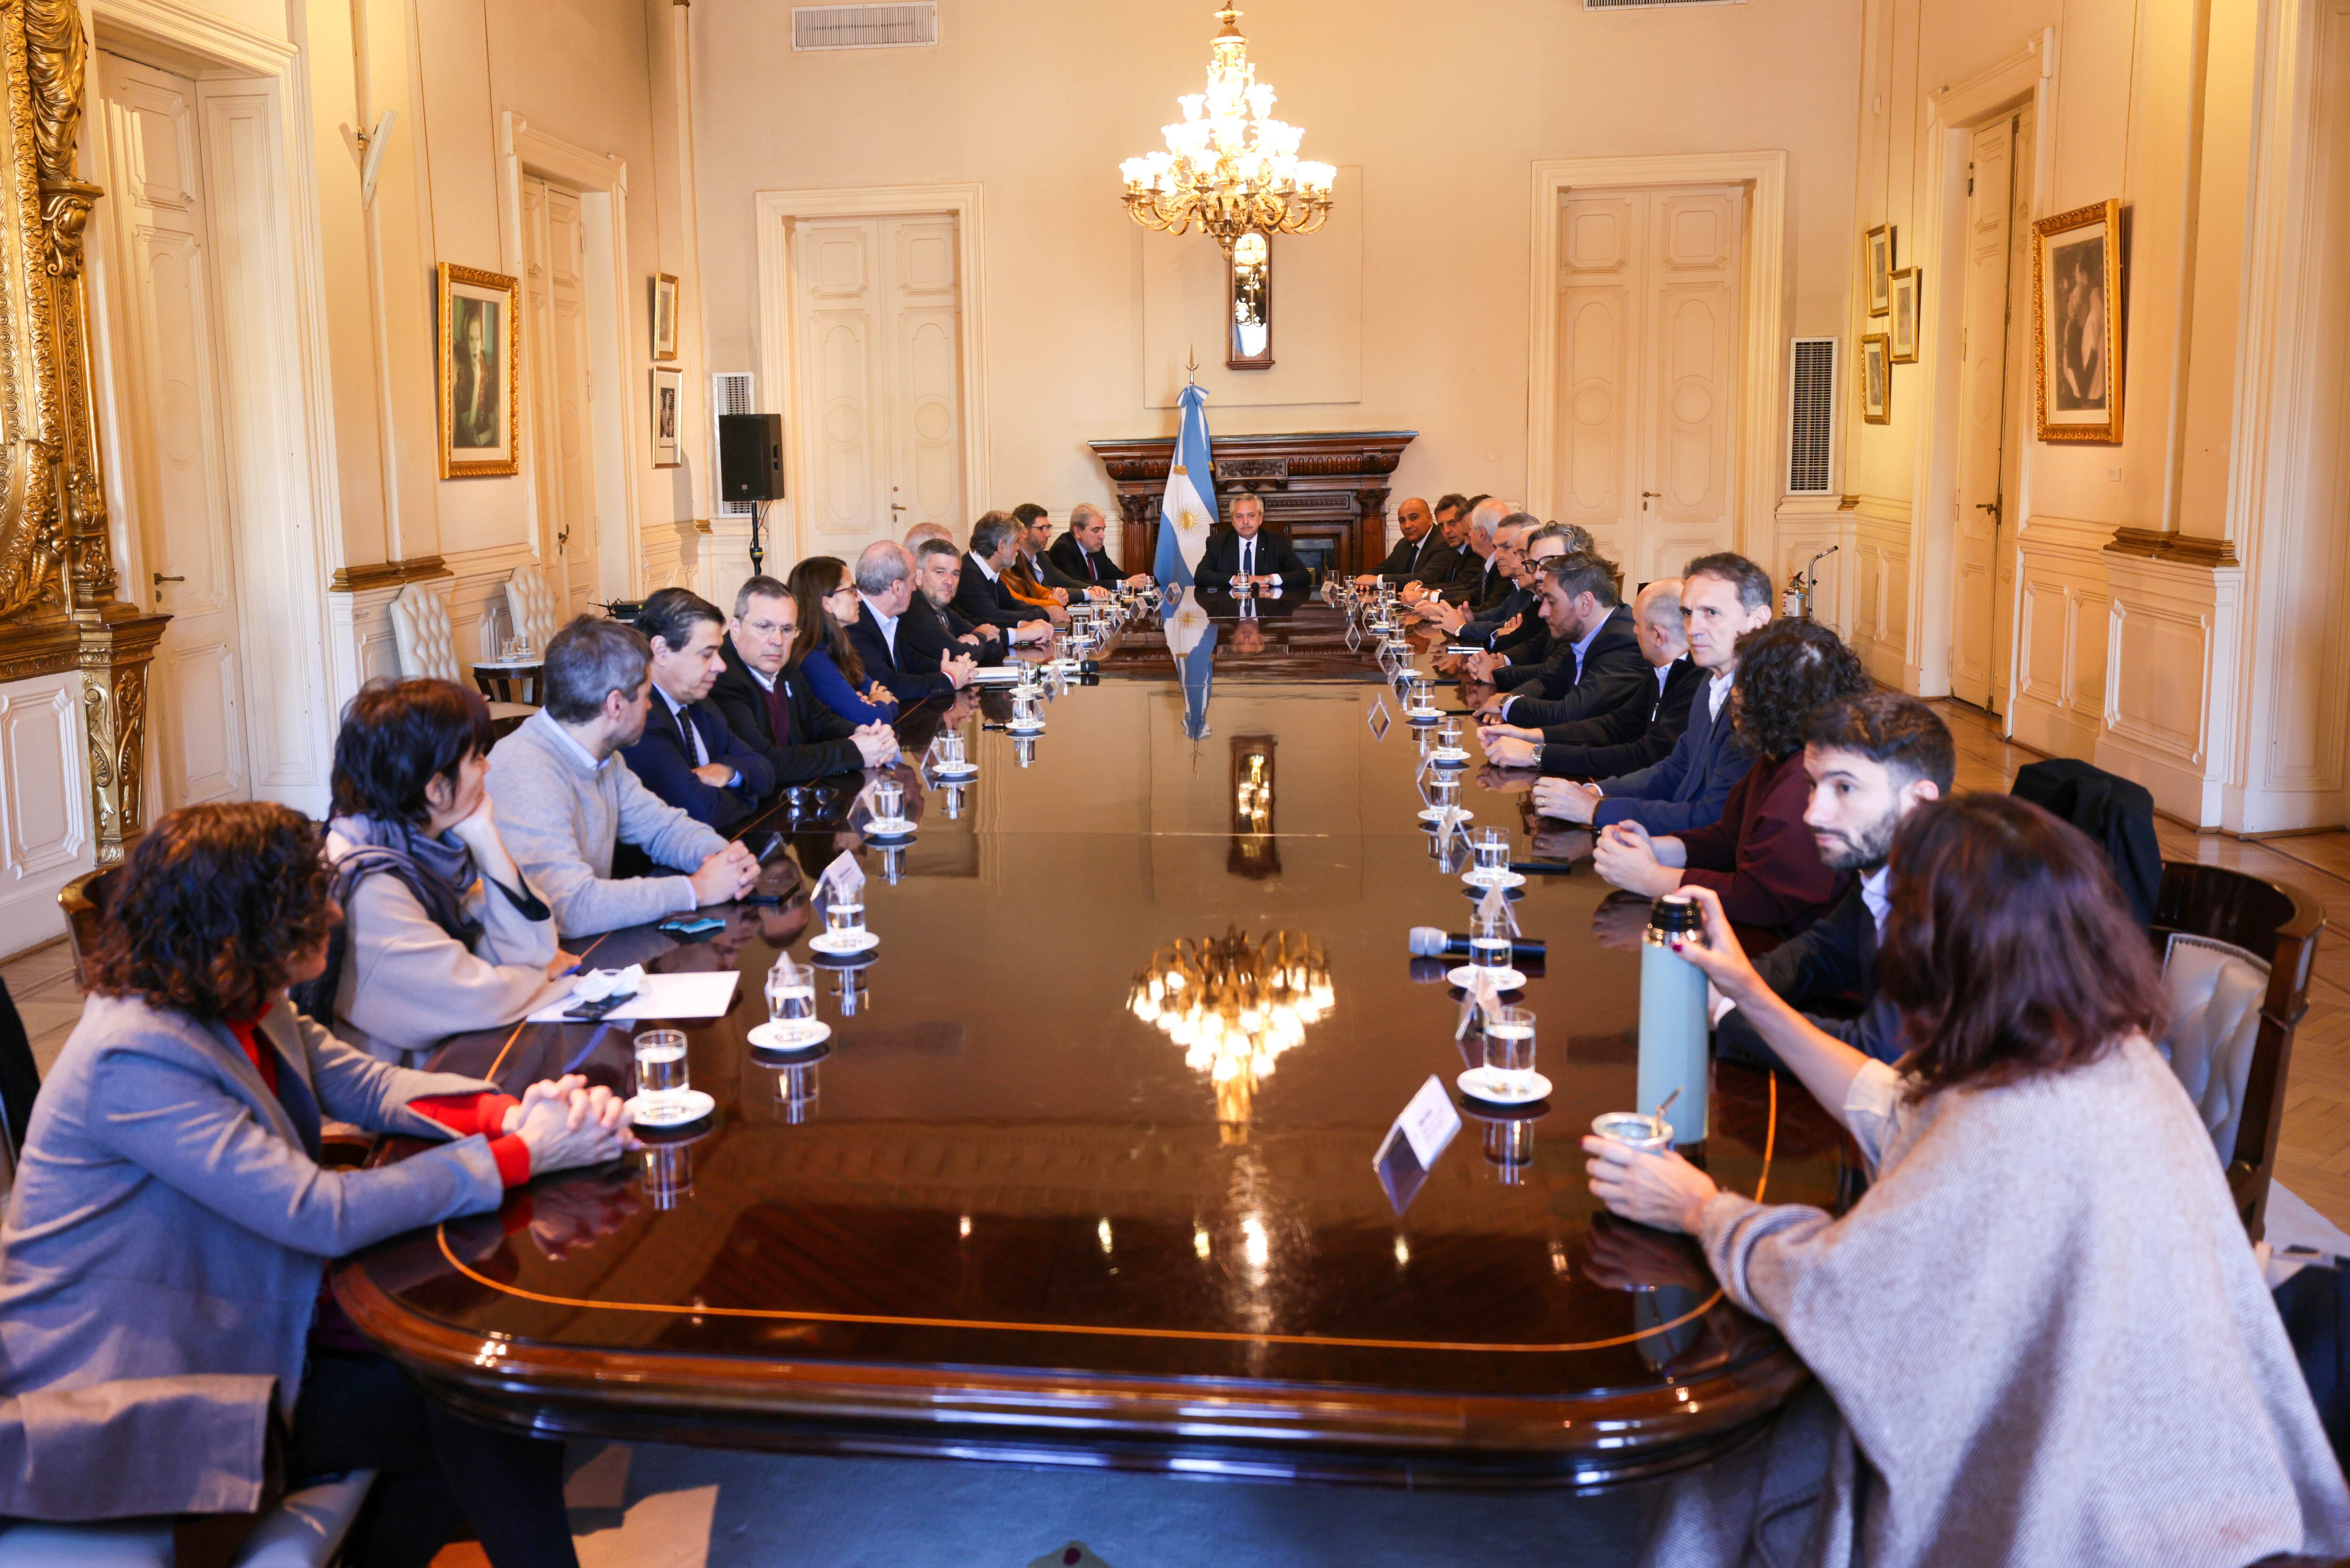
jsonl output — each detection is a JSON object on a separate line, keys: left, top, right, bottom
{"left": 2010, "top": 512, "right": 2115, "bottom": 761}
{"left": 329, "top": 555, "right": 451, "bottom": 593}
{"left": 2096, "top": 553, "right": 2244, "bottom": 825}
{"left": 1525, "top": 152, "right": 1786, "bottom": 565}
{"left": 2107, "top": 527, "right": 2239, "bottom": 566}
{"left": 752, "top": 183, "right": 993, "bottom": 564}
{"left": 90, "top": 0, "right": 298, "bottom": 78}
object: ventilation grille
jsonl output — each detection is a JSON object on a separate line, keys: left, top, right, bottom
{"left": 713, "top": 372, "right": 757, "bottom": 517}
{"left": 792, "top": 3, "right": 937, "bottom": 50}
{"left": 1786, "top": 338, "right": 1837, "bottom": 496}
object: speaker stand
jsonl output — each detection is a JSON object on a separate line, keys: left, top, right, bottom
{"left": 750, "top": 501, "right": 768, "bottom": 577}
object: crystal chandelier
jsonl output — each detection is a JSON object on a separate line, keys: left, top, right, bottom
{"left": 1128, "top": 928, "right": 1335, "bottom": 1131}
{"left": 1118, "top": 6, "right": 1336, "bottom": 256}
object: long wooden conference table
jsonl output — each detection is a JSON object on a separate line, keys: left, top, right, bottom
{"left": 336, "top": 588, "right": 1856, "bottom": 1489}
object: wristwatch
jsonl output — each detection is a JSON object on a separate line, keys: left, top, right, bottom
{"left": 1531, "top": 743, "right": 1545, "bottom": 769}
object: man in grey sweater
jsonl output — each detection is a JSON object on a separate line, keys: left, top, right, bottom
{"left": 487, "top": 616, "right": 760, "bottom": 936}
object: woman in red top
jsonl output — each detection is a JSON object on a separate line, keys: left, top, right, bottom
{"left": 0, "top": 802, "right": 633, "bottom": 1566}
{"left": 1590, "top": 619, "right": 1869, "bottom": 953}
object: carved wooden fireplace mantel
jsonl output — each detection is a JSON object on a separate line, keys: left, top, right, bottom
{"left": 1088, "top": 430, "right": 1416, "bottom": 581}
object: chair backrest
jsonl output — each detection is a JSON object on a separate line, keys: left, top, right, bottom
{"left": 2013, "top": 757, "right": 2162, "bottom": 926}
{"left": 505, "top": 564, "right": 562, "bottom": 651}
{"left": 387, "top": 581, "right": 462, "bottom": 685}
{"left": 2150, "top": 860, "right": 2323, "bottom": 1241}
{"left": 59, "top": 864, "right": 113, "bottom": 991}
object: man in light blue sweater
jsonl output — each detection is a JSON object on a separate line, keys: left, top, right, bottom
{"left": 487, "top": 616, "right": 760, "bottom": 937}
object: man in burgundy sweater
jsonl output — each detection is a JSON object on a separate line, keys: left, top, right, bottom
{"left": 1587, "top": 619, "right": 1872, "bottom": 952}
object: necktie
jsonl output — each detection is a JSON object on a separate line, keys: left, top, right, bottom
{"left": 679, "top": 703, "right": 710, "bottom": 767}
{"left": 762, "top": 677, "right": 792, "bottom": 747}
{"left": 1242, "top": 539, "right": 1254, "bottom": 578}
{"left": 1086, "top": 550, "right": 1098, "bottom": 582}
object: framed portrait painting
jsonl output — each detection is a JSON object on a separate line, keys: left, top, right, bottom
{"left": 1861, "top": 333, "right": 1891, "bottom": 424}
{"left": 438, "top": 263, "right": 521, "bottom": 478}
{"left": 650, "top": 273, "right": 679, "bottom": 362}
{"left": 2033, "top": 199, "right": 2124, "bottom": 442}
{"left": 651, "top": 368, "right": 682, "bottom": 468}
{"left": 1865, "top": 224, "right": 1895, "bottom": 316}
{"left": 1889, "top": 267, "right": 1920, "bottom": 362}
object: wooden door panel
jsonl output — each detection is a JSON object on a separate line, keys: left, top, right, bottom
{"left": 1951, "top": 118, "right": 2016, "bottom": 708}
{"left": 1642, "top": 188, "right": 1740, "bottom": 584}
{"left": 1557, "top": 192, "right": 1639, "bottom": 565}
{"left": 888, "top": 216, "right": 963, "bottom": 534}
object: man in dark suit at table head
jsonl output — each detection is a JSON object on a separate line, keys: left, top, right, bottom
{"left": 956, "top": 511, "right": 1055, "bottom": 644}
{"left": 846, "top": 541, "right": 976, "bottom": 706}
{"left": 619, "top": 588, "right": 779, "bottom": 831}
{"left": 1050, "top": 502, "right": 1151, "bottom": 592}
{"left": 907, "top": 538, "right": 1008, "bottom": 670}
{"left": 711, "top": 575, "right": 896, "bottom": 786}
{"left": 1198, "top": 492, "right": 1314, "bottom": 590}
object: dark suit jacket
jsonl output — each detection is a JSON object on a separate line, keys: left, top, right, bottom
{"left": 1461, "top": 585, "right": 1536, "bottom": 651}
{"left": 1198, "top": 528, "right": 1314, "bottom": 588}
{"left": 1050, "top": 533, "right": 1127, "bottom": 587}
{"left": 953, "top": 553, "right": 1032, "bottom": 630}
{"left": 1586, "top": 669, "right": 1753, "bottom": 834}
{"left": 845, "top": 609, "right": 954, "bottom": 705}
{"left": 708, "top": 639, "right": 866, "bottom": 785}
{"left": 1495, "top": 606, "right": 1652, "bottom": 729}
{"left": 1370, "top": 532, "right": 1440, "bottom": 581}
{"left": 1716, "top": 879, "right": 1902, "bottom": 1068}
{"left": 1023, "top": 547, "right": 1090, "bottom": 599}
{"left": 621, "top": 689, "right": 778, "bottom": 831}
{"left": 1539, "top": 656, "right": 1699, "bottom": 777}
{"left": 1401, "top": 536, "right": 1462, "bottom": 592}
{"left": 905, "top": 590, "right": 1006, "bottom": 670}
{"left": 1430, "top": 546, "right": 1496, "bottom": 605}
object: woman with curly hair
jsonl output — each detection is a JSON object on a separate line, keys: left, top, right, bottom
{"left": 0, "top": 801, "right": 633, "bottom": 1565}
{"left": 1592, "top": 803, "right": 2350, "bottom": 1563}
{"left": 1592, "top": 616, "right": 1870, "bottom": 951}
{"left": 783, "top": 554, "right": 899, "bottom": 725}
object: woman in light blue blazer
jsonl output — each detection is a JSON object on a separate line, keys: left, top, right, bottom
{"left": 0, "top": 802, "right": 634, "bottom": 1566}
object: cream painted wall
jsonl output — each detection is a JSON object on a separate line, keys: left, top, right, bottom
{"left": 689, "top": 0, "right": 1862, "bottom": 554}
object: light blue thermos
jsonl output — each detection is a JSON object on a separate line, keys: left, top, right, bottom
{"left": 1637, "top": 893, "right": 1710, "bottom": 1148}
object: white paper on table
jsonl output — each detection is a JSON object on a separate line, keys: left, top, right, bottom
{"left": 527, "top": 970, "right": 740, "bottom": 1023}
{"left": 967, "top": 666, "right": 1027, "bottom": 683}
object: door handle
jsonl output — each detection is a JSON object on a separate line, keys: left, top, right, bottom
{"left": 152, "top": 572, "right": 183, "bottom": 604}
{"left": 890, "top": 503, "right": 908, "bottom": 515}
{"left": 1975, "top": 499, "right": 2002, "bottom": 525}
{"left": 1640, "top": 489, "right": 1660, "bottom": 512}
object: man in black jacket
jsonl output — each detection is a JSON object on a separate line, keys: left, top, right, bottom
{"left": 1470, "top": 554, "right": 1650, "bottom": 733}
{"left": 1351, "top": 496, "right": 1438, "bottom": 586}
{"left": 1049, "top": 503, "right": 1151, "bottom": 591}
{"left": 1715, "top": 691, "right": 1952, "bottom": 1068}
{"left": 844, "top": 541, "right": 974, "bottom": 705}
{"left": 1198, "top": 493, "right": 1314, "bottom": 588}
{"left": 711, "top": 575, "right": 895, "bottom": 784}
{"left": 954, "top": 510, "right": 1056, "bottom": 640}
{"left": 1014, "top": 503, "right": 1106, "bottom": 603}
{"left": 1395, "top": 494, "right": 1473, "bottom": 601}
{"left": 1481, "top": 577, "right": 1695, "bottom": 777}
{"left": 1416, "top": 499, "right": 1519, "bottom": 615}
{"left": 909, "top": 538, "right": 1007, "bottom": 669}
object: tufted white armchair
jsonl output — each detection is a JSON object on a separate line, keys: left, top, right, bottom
{"left": 504, "top": 564, "right": 562, "bottom": 652}
{"left": 388, "top": 582, "right": 536, "bottom": 725}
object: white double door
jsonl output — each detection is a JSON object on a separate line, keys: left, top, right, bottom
{"left": 1551, "top": 184, "right": 1746, "bottom": 587}
{"left": 790, "top": 215, "right": 964, "bottom": 557}
{"left": 96, "top": 52, "right": 250, "bottom": 808}
{"left": 1949, "top": 109, "right": 2036, "bottom": 713}
{"left": 522, "top": 178, "right": 600, "bottom": 616}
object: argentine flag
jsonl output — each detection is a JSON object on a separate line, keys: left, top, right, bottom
{"left": 1154, "top": 381, "right": 1215, "bottom": 589}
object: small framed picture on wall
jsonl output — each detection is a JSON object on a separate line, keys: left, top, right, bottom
{"left": 1889, "top": 267, "right": 1920, "bottom": 362}
{"left": 650, "top": 368, "right": 682, "bottom": 467}
{"left": 437, "top": 263, "right": 521, "bottom": 478}
{"left": 2033, "top": 199, "right": 2125, "bottom": 443}
{"left": 1861, "top": 333, "right": 1892, "bottom": 424}
{"left": 650, "top": 273, "right": 679, "bottom": 362}
{"left": 1865, "top": 224, "right": 1895, "bottom": 316}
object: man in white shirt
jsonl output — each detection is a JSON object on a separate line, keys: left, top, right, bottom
{"left": 847, "top": 541, "right": 974, "bottom": 704}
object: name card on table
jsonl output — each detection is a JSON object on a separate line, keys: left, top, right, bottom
{"left": 815, "top": 850, "right": 865, "bottom": 910}
{"left": 1373, "top": 1074, "right": 1462, "bottom": 1216}
{"left": 1366, "top": 694, "right": 1392, "bottom": 740}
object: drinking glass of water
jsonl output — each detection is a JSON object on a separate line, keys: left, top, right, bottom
{"left": 1472, "top": 826, "right": 1510, "bottom": 880}
{"left": 633, "top": 1029, "right": 690, "bottom": 1121}
{"left": 1427, "top": 774, "right": 1461, "bottom": 818}
{"left": 1470, "top": 905, "right": 1514, "bottom": 973}
{"left": 1438, "top": 718, "right": 1464, "bottom": 753}
{"left": 1482, "top": 1005, "right": 1538, "bottom": 1093}
{"left": 825, "top": 898, "right": 866, "bottom": 943}
{"left": 871, "top": 776, "right": 904, "bottom": 825}
{"left": 766, "top": 957, "right": 815, "bottom": 1030}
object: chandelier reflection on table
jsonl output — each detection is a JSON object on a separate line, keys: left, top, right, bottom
{"left": 1117, "top": 6, "right": 1336, "bottom": 255}
{"left": 1129, "top": 928, "right": 1334, "bottom": 1137}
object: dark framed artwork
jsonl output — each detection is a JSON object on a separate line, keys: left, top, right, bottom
{"left": 1861, "top": 332, "right": 1891, "bottom": 424}
{"left": 1865, "top": 224, "right": 1895, "bottom": 316}
{"left": 1889, "top": 267, "right": 1920, "bottom": 362}
{"left": 2033, "top": 199, "right": 2124, "bottom": 442}
{"left": 438, "top": 263, "right": 521, "bottom": 478}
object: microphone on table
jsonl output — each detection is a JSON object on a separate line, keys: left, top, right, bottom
{"left": 1407, "top": 927, "right": 1547, "bottom": 962}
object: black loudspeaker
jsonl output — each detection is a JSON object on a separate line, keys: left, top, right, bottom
{"left": 719, "top": 413, "right": 784, "bottom": 503}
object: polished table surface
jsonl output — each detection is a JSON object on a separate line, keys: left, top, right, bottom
{"left": 337, "top": 591, "right": 1857, "bottom": 1488}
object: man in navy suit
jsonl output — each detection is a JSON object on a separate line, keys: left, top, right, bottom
{"left": 954, "top": 511, "right": 1056, "bottom": 640}
{"left": 1470, "top": 552, "right": 1652, "bottom": 730}
{"left": 1530, "top": 551, "right": 1773, "bottom": 834}
{"left": 1198, "top": 493, "right": 1314, "bottom": 589}
{"left": 845, "top": 541, "right": 974, "bottom": 705}
{"left": 621, "top": 587, "right": 779, "bottom": 831}
{"left": 1049, "top": 503, "right": 1152, "bottom": 591}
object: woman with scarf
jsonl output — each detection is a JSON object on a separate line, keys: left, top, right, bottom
{"left": 308, "top": 679, "right": 571, "bottom": 1064}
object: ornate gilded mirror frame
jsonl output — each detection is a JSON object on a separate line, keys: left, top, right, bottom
{"left": 0, "top": 0, "right": 165, "bottom": 862}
